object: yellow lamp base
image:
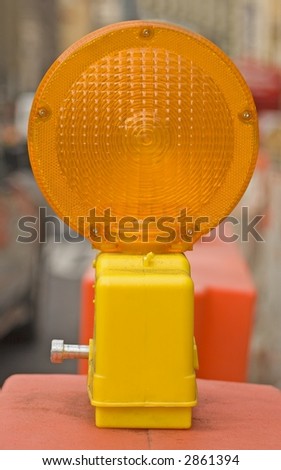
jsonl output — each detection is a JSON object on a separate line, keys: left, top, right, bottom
{"left": 88, "top": 252, "right": 198, "bottom": 429}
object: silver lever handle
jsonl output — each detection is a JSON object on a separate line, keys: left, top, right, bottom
{"left": 51, "top": 339, "right": 89, "bottom": 363}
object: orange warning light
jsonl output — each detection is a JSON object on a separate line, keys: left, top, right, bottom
{"left": 28, "top": 21, "right": 258, "bottom": 253}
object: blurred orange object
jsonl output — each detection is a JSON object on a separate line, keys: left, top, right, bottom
{"left": 79, "top": 237, "right": 256, "bottom": 382}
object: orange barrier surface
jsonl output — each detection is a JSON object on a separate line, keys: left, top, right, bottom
{"left": 79, "top": 238, "right": 256, "bottom": 382}
{"left": 0, "top": 374, "right": 280, "bottom": 450}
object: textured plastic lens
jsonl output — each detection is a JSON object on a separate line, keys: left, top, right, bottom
{"left": 28, "top": 21, "right": 258, "bottom": 252}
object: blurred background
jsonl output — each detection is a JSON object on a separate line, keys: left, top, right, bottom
{"left": 0, "top": 0, "right": 281, "bottom": 388}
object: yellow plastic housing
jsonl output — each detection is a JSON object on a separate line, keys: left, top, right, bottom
{"left": 88, "top": 252, "right": 198, "bottom": 429}
{"left": 28, "top": 20, "right": 258, "bottom": 253}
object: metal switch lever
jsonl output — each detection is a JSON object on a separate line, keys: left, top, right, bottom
{"left": 51, "top": 339, "right": 89, "bottom": 363}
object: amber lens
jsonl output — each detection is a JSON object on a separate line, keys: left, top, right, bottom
{"left": 28, "top": 20, "right": 258, "bottom": 252}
